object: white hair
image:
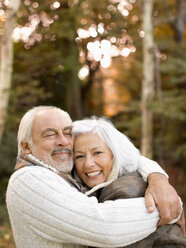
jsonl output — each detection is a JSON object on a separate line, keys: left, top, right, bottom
{"left": 72, "top": 116, "right": 140, "bottom": 176}
{"left": 17, "top": 106, "right": 72, "bottom": 155}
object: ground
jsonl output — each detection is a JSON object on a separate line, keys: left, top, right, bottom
{"left": 0, "top": 224, "right": 15, "bottom": 248}
{"left": 0, "top": 204, "right": 15, "bottom": 248}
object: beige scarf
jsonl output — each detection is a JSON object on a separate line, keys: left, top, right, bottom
{"left": 15, "top": 153, "right": 88, "bottom": 193}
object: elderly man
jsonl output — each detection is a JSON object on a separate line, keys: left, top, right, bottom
{"left": 6, "top": 106, "right": 183, "bottom": 248}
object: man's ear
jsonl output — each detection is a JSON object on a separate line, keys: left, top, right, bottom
{"left": 21, "top": 142, "right": 32, "bottom": 154}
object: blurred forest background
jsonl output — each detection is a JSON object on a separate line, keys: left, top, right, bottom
{"left": 0, "top": 0, "right": 186, "bottom": 247}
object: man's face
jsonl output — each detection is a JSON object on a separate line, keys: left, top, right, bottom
{"left": 27, "top": 110, "right": 73, "bottom": 173}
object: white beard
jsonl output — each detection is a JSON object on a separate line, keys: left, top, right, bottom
{"left": 43, "top": 153, "right": 74, "bottom": 173}
{"left": 31, "top": 148, "right": 74, "bottom": 174}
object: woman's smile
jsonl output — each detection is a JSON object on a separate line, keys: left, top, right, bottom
{"left": 86, "top": 170, "right": 102, "bottom": 177}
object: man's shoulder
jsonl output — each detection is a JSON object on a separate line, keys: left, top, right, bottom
{"left": 7, "top": 166, "right": 70, "bottom": 192}
{"left": 10, "top": 166, "right": 54, "bottom": 181}
{"left": 6, "top": 165, "right": 75, "bottom": 210}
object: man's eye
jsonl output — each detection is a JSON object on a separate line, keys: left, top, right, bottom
{"left": 45, "top": 133, "right": 56, "bottom": 137}
{"left": 64, "top": 132, "right": 72, "bottom": 136}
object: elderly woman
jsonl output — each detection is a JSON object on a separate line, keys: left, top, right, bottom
{"left": 72, "top": 117, "right": 186, "bottom": 248}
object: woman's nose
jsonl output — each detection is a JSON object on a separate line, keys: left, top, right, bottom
{"left": 84, "top": 156, "right": 95, "bottom": 168}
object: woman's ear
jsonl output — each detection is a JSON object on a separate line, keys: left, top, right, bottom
{"left": 21, "top": 142, "right": 32, "bottom": 154}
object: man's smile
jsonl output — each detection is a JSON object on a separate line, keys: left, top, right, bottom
{"left": 51, "top": 148, "right": 72, "bottom": 156}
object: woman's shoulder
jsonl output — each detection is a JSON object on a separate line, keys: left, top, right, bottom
{"left": 98, "top": 171, "right": 147, "bottom": 202}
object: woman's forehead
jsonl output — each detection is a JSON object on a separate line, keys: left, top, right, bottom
{"left": 74, "top": 132, "right": 108, "bottom": 148}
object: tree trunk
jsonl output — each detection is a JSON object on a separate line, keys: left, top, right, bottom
{"left": 0, "top": 0, "right": 20, "bottom": 142}
{"left": 65, "top": 40, "right": 83, "bottom": 120}
{"left": 81, "top": 60, "right": 100, "bottom": 116}
{"left": 174, "top": 0, "right": 184, "bottom": 43}
{"left": 141, "top": 0, "right": 154, "bottom": 159}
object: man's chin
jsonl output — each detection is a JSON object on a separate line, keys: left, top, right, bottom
{"left": 49, "top": 159, "right": 73, "bottom": 173}
{"left": 32, "top": 152, "right": 73, "bottom": 174}
{"left": 54, "top": 162, "right": 73, "bottom": 173}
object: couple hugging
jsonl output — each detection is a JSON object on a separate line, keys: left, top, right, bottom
{"left": 6, "top": 106, "right": 186, "bottom": 248}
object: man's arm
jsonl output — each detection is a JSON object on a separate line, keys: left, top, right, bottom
{"left": 146, "top": 173, "right": 185, "bottom": 234}
{"left": 137, "top": 156, "right": 182, "bottom": 227}
{"left": 7, "top": 166, "right": 160, "bottom": 247}
{"left": 137, "top": 155, "right": 168, "bottom": 181}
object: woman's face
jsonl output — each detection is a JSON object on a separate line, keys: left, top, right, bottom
{"left": 74, "top": 132, "right": 113, "bottom": 188}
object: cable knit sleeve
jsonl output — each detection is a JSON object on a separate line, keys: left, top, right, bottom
{"left": 137, "top": 155, "right": 168, "bottom": 182}
{"left": 7, "top": 166, "right": 160, "bottom": 247}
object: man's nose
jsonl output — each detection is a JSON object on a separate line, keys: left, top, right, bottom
{"left": 56, "top": 134, "right": 69, "bottom": 146}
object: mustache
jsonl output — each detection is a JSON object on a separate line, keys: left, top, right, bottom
{"left": 51, "top": 148, "right": 73, "bottom": 155}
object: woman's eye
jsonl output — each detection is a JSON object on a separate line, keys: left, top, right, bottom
{"left": 94, "top": 151, "right": 102, "bottom": 155}
{"left": 75, "top": 155, "right": 84, "bottom": 160}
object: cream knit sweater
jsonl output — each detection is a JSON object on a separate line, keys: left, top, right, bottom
{"left": 6, "top": 157, "right": 167, "bottom": 248}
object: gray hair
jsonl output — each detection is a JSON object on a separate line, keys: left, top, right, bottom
{"left": 72, "top": 116, "right": 140, "bottom": 176}
{"left": 17, "top": 106, "right": 72, "bottom": 155}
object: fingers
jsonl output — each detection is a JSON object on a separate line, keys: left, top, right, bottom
{"left": 145, "top": 190, "right": 156, "bottom": 213}
{"left": 144, "top": 189, "right": 172, "bottom": 225}
{"left": 157, "top": 207, "right": 171, "bottom": 226}
{"left": 169, "top": 197, "right": 183, "bottom": 221}
{"left": 158, "top": 199, "right": 183, "bottom": 226}
{"left": 176, "top": 211, "right": 186, "bottom": 236}
{"left": 146, "top": 173, "right": 184, "bottom": 228}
